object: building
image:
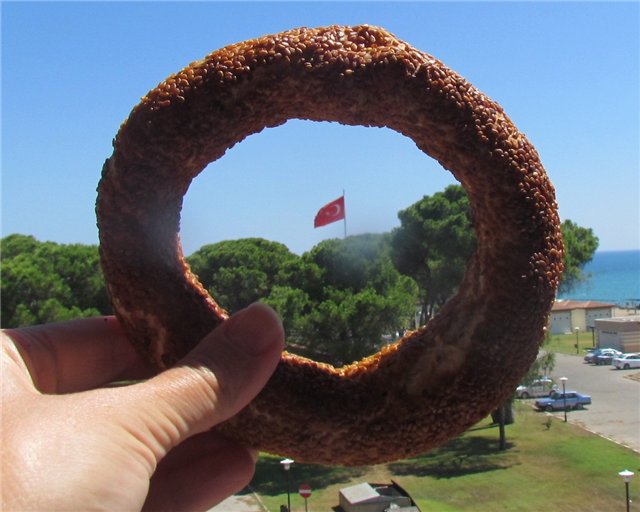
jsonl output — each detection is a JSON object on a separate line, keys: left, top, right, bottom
{"left": 548, "top": 300, "right": 615, "bottom": 335}
{"left": 338, "top": 482, "right": 420, "bottom": 512}
{"left": 594, "top": 316, "right": 640, "bottom": 352}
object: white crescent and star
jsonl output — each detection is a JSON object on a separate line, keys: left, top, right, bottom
{"left": 327, "top": 204, "right": 342, "bottom": 217}
{"left": 315, "top": 198, "right": 344, "bottom": 227}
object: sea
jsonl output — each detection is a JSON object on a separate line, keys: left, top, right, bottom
{"left": 557, "top": 250, "right": 640, "bottom": 307}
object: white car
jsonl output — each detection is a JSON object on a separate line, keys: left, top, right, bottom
{"left": 612, "top": 353, "right": 640, "bottom": 370}
{"left": 515, "top": 377, "right": 557, "bottom": 398}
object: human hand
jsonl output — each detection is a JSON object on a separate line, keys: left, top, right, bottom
{"left": 1, "top": 303, "right": 284, "bottom": 511}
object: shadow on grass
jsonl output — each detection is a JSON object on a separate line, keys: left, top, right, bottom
{"left": 248, "top": 425, "right": 517, "bottom": 495}
{"left": 388, "top": 434, "right": 517, "bottom": 479}
{"left": 249, "top": 456, "right": 366, "bottom": 496}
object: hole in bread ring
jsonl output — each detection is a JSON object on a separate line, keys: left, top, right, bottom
{"left": 97, "top": 25, "right": 563, "bottom": 465}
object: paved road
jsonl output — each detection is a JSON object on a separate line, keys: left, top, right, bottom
{"left": 548, "top": 353, "right": 640, "bottom": 452}
{"left": 208, "top": 489, "right": 266, "bottom": 511}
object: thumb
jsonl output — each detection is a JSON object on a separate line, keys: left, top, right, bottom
{"left": 127, "top": 303, "right": 284, "bottom": 459}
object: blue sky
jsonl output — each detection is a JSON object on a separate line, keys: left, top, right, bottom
{"left": 2, "top": 1, "right": 638, "bottom": 255}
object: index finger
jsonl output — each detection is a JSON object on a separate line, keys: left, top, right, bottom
{"left": 4, "top": 316, "right": 154, "bottom": 394}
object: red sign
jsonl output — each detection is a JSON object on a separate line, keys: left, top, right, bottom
{"left": 299, "top": 483, "right": 312, "bottom": 499}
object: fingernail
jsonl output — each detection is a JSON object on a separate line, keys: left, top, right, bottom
{"left": 223, "top": 303, "right": 284, "bottom": 356}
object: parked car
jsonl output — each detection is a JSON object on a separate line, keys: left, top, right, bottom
{"left": 594, "top": 349, "right": 623, "bottom": 365}
{"left": 613, "top": 353, "right": 640, "bottom": 370}
{"left": 515, "top": 377, "right": 557, "bottom": 399}
{"left": 534, "top": 390, "right": 592, "bottom": 412}
{"left": 584, "top": 347, "right": 622, "bottom": 364}
{"left": 583, "top": 348, "right": 600, "bottom": 364}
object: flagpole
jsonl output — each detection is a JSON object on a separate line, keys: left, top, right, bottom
{"left": 343, "top": 189, "right": 347, "bottom": 238}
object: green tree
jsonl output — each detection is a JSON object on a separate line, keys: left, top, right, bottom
{"left": 492, "top": 345, "right": 556, "bottom": 434}
{"left": 1, "top": 234, "right": 110, "bottom": 327}
{"left": 522, "top": 350, "right": 556, "bottom": 382}
{"left": 186, "top": 235, "right": 418, "bottom": 364}
{"left": 300, "top": 234, "right": 419, "bottom": 365}
{"left": 186, "top": 238, "right": 304, "bottom": 313}
{"left": 559, "top": 220, "right": 599, "bottom": 294}
{"left": 261, "top": 286, "right": 310, "bottom": 338}
{"left": 391, "top": 185, "right": 476, "bottom": 322}
{"left": 304, "top": 234, "right": 393, "bottom": 293}
{"left": 391, "top": 186, "right": 600, "bottom": 321}
{"left": 300, "top": 287, "right": 387, "bottom": 365}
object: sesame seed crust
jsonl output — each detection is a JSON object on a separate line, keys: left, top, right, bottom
{"left": 97, "top": 25, "right": 563, "bottom": 465}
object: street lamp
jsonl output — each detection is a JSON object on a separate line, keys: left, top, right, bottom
{"left": 619, "top": 470, "right": 634, "bottom": 512}
{"left": 560, "top": 376, "right": 568, "bottom": 422}
{"left": 280, "top": 458, "right": 294, "bottom": 512}
{"left": 574, "top": 326, "right": 580, "bottom": 354}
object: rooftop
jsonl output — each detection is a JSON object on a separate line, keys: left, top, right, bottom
{"left": 595, "top": 316, "right": 640, "bottom": 323}
{"left": 552, "top": 300, "right": 616, "bottom": 311}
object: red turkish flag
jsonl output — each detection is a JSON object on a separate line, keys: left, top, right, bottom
{"left": 314, "top": 196, "right": 345, "bottom": 228}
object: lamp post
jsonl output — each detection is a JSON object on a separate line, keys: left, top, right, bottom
{"left": 280, "top": 458, "right": 294, "bottom": 512}
{"left": 574, "top": 326, "right": 580, "bottom": 354}
{"left": 619, "top": 469, "right": 634, "bottom": 512}
{"left": 560, "top": 377, "right": 568, "bottom": 422}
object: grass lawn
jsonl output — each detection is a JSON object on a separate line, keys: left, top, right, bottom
{"left": 545, "top": 331, "right": 597, "bottom": 356}
{"left": 248, "top": 402, "right": 638, "bottom": 511}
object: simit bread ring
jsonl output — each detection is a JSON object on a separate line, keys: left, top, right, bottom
{"left": 97, "top": 25, "right": 563, "bottom": 465}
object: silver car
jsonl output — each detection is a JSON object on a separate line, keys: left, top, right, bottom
{"left": 515, "top": 377, "right": 557, "bottom": 399}
{"left": 593, "top": 348, "right": 623, "bottom": 365}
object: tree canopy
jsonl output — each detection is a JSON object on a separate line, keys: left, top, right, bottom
{"left": 298, "top": 234, "right": 418, "bottom": 365}
{"left": 559, "top": 219, "right": 599, "bottom": 293}
{"left": 391, "top": 185, "right": 475, "bottom": 321}
{"left": 1, "top": 186, "right": 599, "bottom": 365}
{"left": 186, "top": 238, "right": 303, "bottom": 314}
{"left": 1, "top": 234, "right": 110, "bottom": 326}
{"left": 189, "top": 235, "right": 419, "bottom": 365}
{"left": 390, "top": 184, "right": 599, "bottom": 320}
